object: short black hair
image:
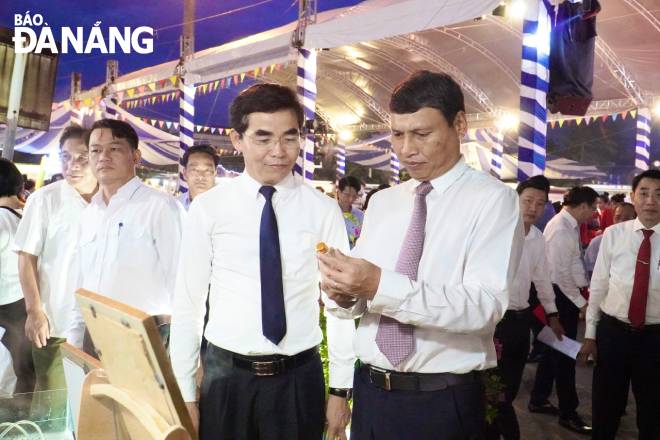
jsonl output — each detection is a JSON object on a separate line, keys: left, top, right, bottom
{"left": 597, "top": 192, "right": 610, "bottom": 203}
{"left": 516, "top": 175, "right": 550, "bottom": 198}
{"left": 338, "top": 176, "right": 361, "bottom": 193}
{"left": 86, "top": 119, "right": 139, "bottom": 150}
{"left": 632, "top": 169, "right": 660, "bottom": 192}
{"left": 389, "top": 70, "right": 465, "bottom": 126}
{"left": 610, "top": 193, "right": 626, "bottom": 204}
{"left": 182, "top": 144, "right": 220, "bottom": 168}
{"left": 0, "top": 158, "right": 24, "bottom": 198}
{"left": 59, "top": 124, "right": 87, "bottom": 149}
{"left": 563, "top": 186, "right": 599, "bottom": 207}
{"left": 230, "top": 84, "right": 304, "bottom": 136}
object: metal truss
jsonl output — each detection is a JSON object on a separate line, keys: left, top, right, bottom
{"left": 321, "top": 69, "right": 391, "bottom": 124}
{"left": 382, "top": 35, "right": 496, "bottom": 113}
{"left": 622, "top": 0, "right": 660, "bottom": 34}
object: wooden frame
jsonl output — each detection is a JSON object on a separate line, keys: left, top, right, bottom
{"left": 74, "top": 289, "right": 194, "bottom": 440}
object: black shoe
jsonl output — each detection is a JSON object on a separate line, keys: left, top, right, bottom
{"left": 528, "top": 401, "right": 559, "bottom": 415}
{"left": 558, "top": 415, "right": 592, "bottom": 435}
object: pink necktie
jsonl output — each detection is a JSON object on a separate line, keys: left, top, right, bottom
{"left": 376, "top": 181, "right": 433, "bottom": 366}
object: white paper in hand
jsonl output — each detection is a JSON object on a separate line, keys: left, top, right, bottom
{"left": 537, "top": 325, "right": 582, "bottom": 359}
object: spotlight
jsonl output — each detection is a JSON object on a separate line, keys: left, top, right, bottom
{"left": 338, "top": 130, "right": 353, "bottom": 142}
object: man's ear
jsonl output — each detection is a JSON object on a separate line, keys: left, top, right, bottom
{"left": 230, "top": 130, "right": 243, "bottom": 154}
{"left": 452, "top": 111, "right": 468, "bottom": 138}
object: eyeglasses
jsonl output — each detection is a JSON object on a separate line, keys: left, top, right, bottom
{"left": 59, "top": 152, "right": 89, "bottom": 165}
{"left": 245, "top": 133, "right": 301, "bottom": 150}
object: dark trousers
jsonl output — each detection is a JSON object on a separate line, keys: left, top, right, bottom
{"left": 199, "top": 344, "right": 325, "bottom": 440}
{"left": 592, "top": 315, "right": 660, "bottom": 440}
{"left": 486, "top": 311, "right": 531, "bottom": 440}
{"left": 351, "top": 366, "right": 486, "bottom": 440}
{"left": 0, "top": 299, "right": 36, "bottom": 395}
{"left": 529, "top": 285, "right": 579, "bottom": 418}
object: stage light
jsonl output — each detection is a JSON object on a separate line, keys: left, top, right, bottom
{"left": 497, "top": 112, "right": 519, "bottom": 131}
{"left": 653, "top": 101, "right": 660, "bottom": 118}
{"left": 338, "top": 130, "right": 353, "bottom": 142}
{"left": 507, "top": 1, "right": 526, "bottom": 19}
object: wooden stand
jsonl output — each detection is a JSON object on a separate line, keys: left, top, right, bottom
{"left": 74, "top": 289, "right": 195, "bottom": 440}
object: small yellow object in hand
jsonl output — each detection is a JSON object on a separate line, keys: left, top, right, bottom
{"left": 316, "top": 242, "right": 328, "bottom": 254}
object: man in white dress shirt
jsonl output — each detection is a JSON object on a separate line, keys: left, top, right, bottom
{"left": 170, "top": 84, "right": 356, "bottom": 440}
{"left": 583, "top": 202, "right": 636, "bottom": 277}
{"left": 579, "top": 170, "right": 660, "bottom": 439}
{"left": 318, "top": 70, "right": 524, "bottom": 440}
{"left": 528, "top": 185, "right": 598, "bottom": 435}
{"left": 487, "top": 175, "right": 565, "bottom": 440}
{"left": 177, "top": 144, "right": 219, "bottom": 211}
{"left": 15, "top": 125, "right": 98, "bottom": 414}
{"left": 73, "top": 119, "right": 183, "bottom": 352}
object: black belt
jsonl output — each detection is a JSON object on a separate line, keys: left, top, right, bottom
{"left": 360, "top": 363, "right": 478, "bottom": 392}
{"left": 227, "top": 346, "right": 318, "bottom": 376}
{"left": 601, "top": 313, "right": 660, "bottom": 334}
{"left": 503, "top": 308, "right": 531, "bottom": 320}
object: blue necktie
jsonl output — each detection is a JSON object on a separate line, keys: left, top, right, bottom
{"left": 259, "top": 186, "right": 286, "bottom": 345}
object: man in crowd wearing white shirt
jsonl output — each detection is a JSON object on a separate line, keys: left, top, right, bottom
{"left": 528, "top": 185, "right": 598, "bottom": 435}
{"left": 178, "top": 144, "right": 219, "bottom": 211}
{"left": 487, "top": 175, "right": 565, "bottom": 440}
{"left": 75, "top": 119, "right": 183, "bottom": 353}
{"left": 583, "top": 202, "right": 636, "bottom": 277}
{"left": 170, "top": 84, "right": 356, "bottom": 440}
{"left": 0, "top": 160, "right": 35, "bottom": 401}
{"left": 578, "top": 170, "right": 660, "bottom": 440}
{"left": 15, "top": 125, "right": 97, "bottom": 414}
{"left": 318, "top": 70, "right": 524, "bottom": 439}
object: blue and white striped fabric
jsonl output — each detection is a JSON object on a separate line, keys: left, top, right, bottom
{"left": 390, "top": 151, "right": 400, "bottom": 185}
{"left": 70, "top": 106, "right": 83, "bottom": 126}
{"left": 466, "top": 128, "right": 504, "bottom": 179}
{"left": 178, "top": 81, "right": 195, "bottom": 193}
{"left": 635, "top": 108, "right": 651, "bottom": 172}
{"left": 295, "top": 48, "right": 317, "bottom": 181}
{"left": 102, "top": 97, "right": 119, "bottom": 119}
{"left": 336, "top": 144, "right": 346, "bottom": 177}
{"left": 517, "top": 0, "right": 552, "bottom": 182}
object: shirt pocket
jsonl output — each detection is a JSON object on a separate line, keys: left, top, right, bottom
{"left": 117, "top": 223, "right": 157, "bottom": 264}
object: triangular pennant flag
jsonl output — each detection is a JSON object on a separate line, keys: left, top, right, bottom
{"left": 159, "top": 79, "right": 167, "bottom": 88}
{"left": 196, "top": 125, "right": 202, "bottom": 132}
{"left": 254, "top": 66, "right": 261, "bottom": 77}
{"left": 95, "top": 96, "right": 102, "bottom": 104}
{"left": 631, "top": 109, "right": 638, "bottom": 118}
{"left": 137, "top": 85, "right": 145, "bottom": 94}
{"left": 213, "top": 80, "right": 220, "bottom": 89}
{"left": 204, "top": 126, "right": 210, "bottom": 133}
{"left": 170, "top": 76, "right": 178, "bottom": 86}
{"left": 620, "top": 111, "right": 627, "bottom": 120}
{"left": 150, "top": 119, "right": 157, "bottom": 125}
{"left": 127, "top": 88, "right": 135, "bottom": 98}
{"left": 227, "top": 77, "right": 233, "bottom": 87}
{"left": 174, "top": 122, "right": 179, "bottom": 130}
{"left": 148, "top": 83, "right": 156, "bottom": 92}
{"left": 576, "top": 117, "right": 583, "bottom": 125}
{"left": 233, "top": 75, "right": 239, "bottom": 85}
{"left": 166, "top": 121, "right": 172, "bottom": 129}
{"left": 220, "top": 78, "right": 226, "bottom": 88}
{"left": 601, "top": 115, "right": 608, "bottom": 122}
{"left": 612, "top": 113, "right": 619, "bottom": 121}
{"left": 558, "top": 120, "right": 564, "bottom": 127}
{"left": 269, "top": 64, "right": 275, "bottom": 73}
{"left": 240, "top": 72, "right": 246, "bottom": 82}
{"left": 202, "top": 83, "right": 209, "bottom": 94}
{"left": 211, "top": 127, "right": 217, "bottom": 134}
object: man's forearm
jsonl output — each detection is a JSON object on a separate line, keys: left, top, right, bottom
{"left": 18, "top": 252, "right": 42, "bottom": 312}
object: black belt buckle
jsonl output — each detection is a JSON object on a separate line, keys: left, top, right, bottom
{"left": 251, "top": 359, "right": 283, "bottom": 376}
{"left": 369, "top": 366, "right": 392, "bottom": 391}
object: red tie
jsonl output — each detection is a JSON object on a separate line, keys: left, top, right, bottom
{"left": 629, "top": 229, "right": 654, "bottom": 328}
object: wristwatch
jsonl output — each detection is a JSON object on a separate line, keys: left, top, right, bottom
{"left": 328, "top": 387, "right": 353, "bottom": 399}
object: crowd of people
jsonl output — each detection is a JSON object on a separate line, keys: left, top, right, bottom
{"left": 0, "top": 70, "right": 658, "bottom": 440}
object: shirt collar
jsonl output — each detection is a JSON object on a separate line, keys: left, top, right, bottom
{"left": 60, "top": 180, "right": 89, "bottom": 204}
{"left": 407, "top": 156, "right": 468, "bottom": 196}
{"left": 91, "top": 176, "right": 141, "bottom": 206}
{"left": 239, "top": 171, "right": 298, "bottom": 200}
{"left": 559, "top": 208, "right": 579, "bottom": 229}
{"left": 632, "top": 218, "right": 660, "bottom": 233}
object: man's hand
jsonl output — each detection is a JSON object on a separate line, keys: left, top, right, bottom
{"left": 548, "top": 316, "right": 565, "bottom": 340}
{"left": 577, "top": 338, "right": 597, "bottom": 365}
{"left": 318, "top": 248, "right": 381, "bottom": 301}
{"left": 25, "top": 309, "right": 50, "bottom": 348}
{"left": 185, "top": 402, "right": 199, "bottom": 436}
{"left": 325, "top": 394, "right": 350, "bottom": 440}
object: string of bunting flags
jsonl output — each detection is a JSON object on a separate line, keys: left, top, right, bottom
{"left": 140, "top": 117, "right": 232, "bottom": 135}
{"left": 116, "top": 63, "right": 286, "bottom": 110}
{"left": 548, "top": 109, "right": 641, "bottom": 128}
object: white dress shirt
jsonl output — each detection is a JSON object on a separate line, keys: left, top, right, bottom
{"left": 543, "top": 209, "right": 588, "bottom": 309}
{"left": 170, "top": 172, "right": 356, "bottom": 402}
{"left": 326, "top": 158, "right": 524, "bottom": 373}
{"left": 586, "top": 218, "right": 660, "bottom": 339}
{"left": 0, "top": 209, "right": 23, "bottom": 306}
{"left": 509, "top": 225, "right": 558, "bottom": 314}
{"left": 13, "top": 181, "right": 88, "bottom": 338}
{"left": 75, "top": 177, "right": 183, "bottom": 316}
